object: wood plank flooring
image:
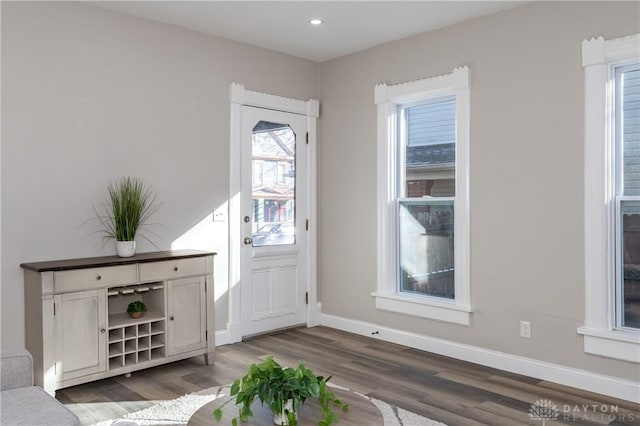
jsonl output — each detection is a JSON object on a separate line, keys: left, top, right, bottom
{"left": 55, "top": 326, "right": 640, "bottom": 425}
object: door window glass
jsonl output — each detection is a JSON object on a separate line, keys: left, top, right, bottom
{"left": 251, "top": 121, "right": 296, "bottom": 247}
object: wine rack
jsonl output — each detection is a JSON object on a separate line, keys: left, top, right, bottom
{"left": 107, "top": 282, "right": 166, "bottom": 371}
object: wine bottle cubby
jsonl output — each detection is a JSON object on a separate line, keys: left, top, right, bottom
{"left": 107, "top": 282, "right": 166, "bottom": 371}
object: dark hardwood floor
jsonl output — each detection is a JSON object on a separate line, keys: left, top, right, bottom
{"left": 56, "top": 326, "right": 640, "bottom": 425}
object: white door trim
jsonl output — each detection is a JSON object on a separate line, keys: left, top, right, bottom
{"left": 228, "top": 83, "right": 319, "bottom": 343}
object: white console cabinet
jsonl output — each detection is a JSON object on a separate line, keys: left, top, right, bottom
{"left": 21, "top": 250, "right": 215, "bottom": 394}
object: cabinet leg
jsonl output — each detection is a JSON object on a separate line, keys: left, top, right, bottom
{"left": 205, "top": 351, "right": 215, "bottom": 365}
{"left": 124, "top": 372, "right": 131, "bottom": 378}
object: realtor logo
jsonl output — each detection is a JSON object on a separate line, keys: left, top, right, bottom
{"left": 529, "top": 399, "right": 559, "bottom": 425}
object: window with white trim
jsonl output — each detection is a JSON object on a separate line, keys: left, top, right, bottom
{"left": 373, "top": 67, "right": 472, "bottom": 325}
{"left": 579, "top": 34, "right": 640, "bottom": 363}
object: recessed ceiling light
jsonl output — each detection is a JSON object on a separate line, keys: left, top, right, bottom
{"left": 310, "top": 19, "right": 323, "bottom": 26}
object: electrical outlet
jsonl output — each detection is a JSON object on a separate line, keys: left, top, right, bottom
{"left": 520, "top": 321, "right": 531, "bottom": 338}
{"left": 213, "top": 207, "right": 227, "bottom": 222}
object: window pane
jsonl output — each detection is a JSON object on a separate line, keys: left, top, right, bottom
{"left": 621, "top": 67, "right": 640, "bottom": 196}
{"left": 406, "top": 97, "right": 455, "bottom": 147}
{"left": 616, "top": 64, "right": 640, "bottom": 330}
{"left": 404, "top": 96, "right": 455, "bottom": 198}
{"left": 251, "top": 121, "right": 295, "bottom": 247}
{"left": 621, "top": 200, "right": 640, "bottom": 328}
{"left": 263, "top": 161, "right": 278, "bottom": 187}
{"left": 399, "top": 199, "right": 454, "bottom": 299}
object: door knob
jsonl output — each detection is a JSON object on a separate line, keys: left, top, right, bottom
{"left": 244, "top": 237, "right": 253, "bottom": 245}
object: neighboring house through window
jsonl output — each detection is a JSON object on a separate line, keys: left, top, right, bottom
{"left": 251, "top": 122, "right": 296, "bottom": 245}
{"left": 373, "top": 67, "right": 471, "bottom": 325}
{"left": 580, "top": 33, "right": 640, "bottom": 363}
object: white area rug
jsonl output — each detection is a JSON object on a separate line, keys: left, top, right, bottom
{"left": 93, "top": 384, "right": 446, "bottom": 426}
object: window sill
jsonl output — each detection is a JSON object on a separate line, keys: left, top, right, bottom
{"left": 372, "top": 292, "right": 472, "bottom": 325}
{"left": 577, "top": 327, "right": 640, "bottom": 363}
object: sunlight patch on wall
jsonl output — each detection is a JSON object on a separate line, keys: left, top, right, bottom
{"left": 171, "top": 202, "right": 228, "bottom": 303}
{"left": 171, "top": 213, "right": 216, "bottom": 251}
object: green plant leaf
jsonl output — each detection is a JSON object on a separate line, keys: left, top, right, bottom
{"left": 213, "top": 408, "right": 222, "bottom": 421}
{"left": 239, "top": 405, "right": 253, "bottom": 421}
{"left": 230, "top": 380, "right": 240, "bottom": 396}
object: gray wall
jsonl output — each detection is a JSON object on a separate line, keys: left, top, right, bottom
{"left": 317, "top": 1, "right": 640, "bottom": 380}
{"left": 1, "top": 1, "right": 318, "bottom": 348}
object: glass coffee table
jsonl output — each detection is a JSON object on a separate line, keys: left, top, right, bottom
{"left": 188, "top": 386, "right": 384, "bottom": 425}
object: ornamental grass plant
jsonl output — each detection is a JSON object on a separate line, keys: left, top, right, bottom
{"left": 95, "top": 177, "right": 160, "bottom": 243}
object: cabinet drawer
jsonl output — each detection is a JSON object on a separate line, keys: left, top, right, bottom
{"left": 54, "top": 265, "right": 137, "bottom": 293}
{"left": 139, "top": 257, "right": 207, "bottom": 282}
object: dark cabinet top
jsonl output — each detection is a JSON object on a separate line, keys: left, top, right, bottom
{"left": 20, "top": 250, "right": 216, "bottom": 272}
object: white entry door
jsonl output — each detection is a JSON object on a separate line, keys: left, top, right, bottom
{"left": 240, "top": 106, "right": 308, "bottom": 337}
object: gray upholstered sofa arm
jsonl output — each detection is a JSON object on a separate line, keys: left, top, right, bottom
{"left": 1, "top": 349, "right": 80, "bottom": 425}
{"left": 1, "top": 349, "right": 34, "bottom": 391}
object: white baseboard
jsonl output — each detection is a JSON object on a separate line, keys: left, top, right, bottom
{"left": 227, "top": 321, "right": 243, "bottom": 344}
{"left": 307, "top": 302, "right": 322, "bottom": 327}
{"left": 215, "top": 329, "right": 231, "bottom": 346}
{"left": 320, "top": 313, "right": 640, "bottom": 403}
{"left": 215, "top": 320, "right": 243, "bottom": 347}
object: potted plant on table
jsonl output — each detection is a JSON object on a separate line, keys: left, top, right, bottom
{"left": 94, "top": 177, "right": 160, "bottom": 257}
{"left": 214, "top": 356, "right": 348, "bottom": 426}
{"left": 127, "top": 301, "right": 147, "bottom": 319}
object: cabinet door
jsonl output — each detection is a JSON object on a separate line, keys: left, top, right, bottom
{"left": 54, "top": 289, "right": 107, "bottom": 381}
{"left": 167, "top": 277, "right": 207, "bottom": 356}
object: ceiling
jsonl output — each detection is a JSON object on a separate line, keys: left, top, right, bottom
{"left": 88, "top": 1, "right": 526, "bottom": 62}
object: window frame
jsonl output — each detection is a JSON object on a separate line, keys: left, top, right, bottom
{"left": 373, "top": 67, "right": 472, "bottom": 325}
{"left": 579, "top": 34, "right": 640, "bottom": 363}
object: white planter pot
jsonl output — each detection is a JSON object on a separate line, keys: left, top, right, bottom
{"left": 116, "top": 241, "right": 136, "bottom": 258}
{"left": 273, "top": 399, "right": 295, "bottom": 425}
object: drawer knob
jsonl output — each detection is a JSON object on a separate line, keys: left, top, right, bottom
{"left": 173, "top": 267, "right": 178, "bottom": 272}
{"left": 100, "top": 328, "right": 106, "bottom": 334}
{"left": 96, "top": 275, "right": 102, "bottom": 281}
{"left": 169, "top": 316, "right": 174, "bottom": 321}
